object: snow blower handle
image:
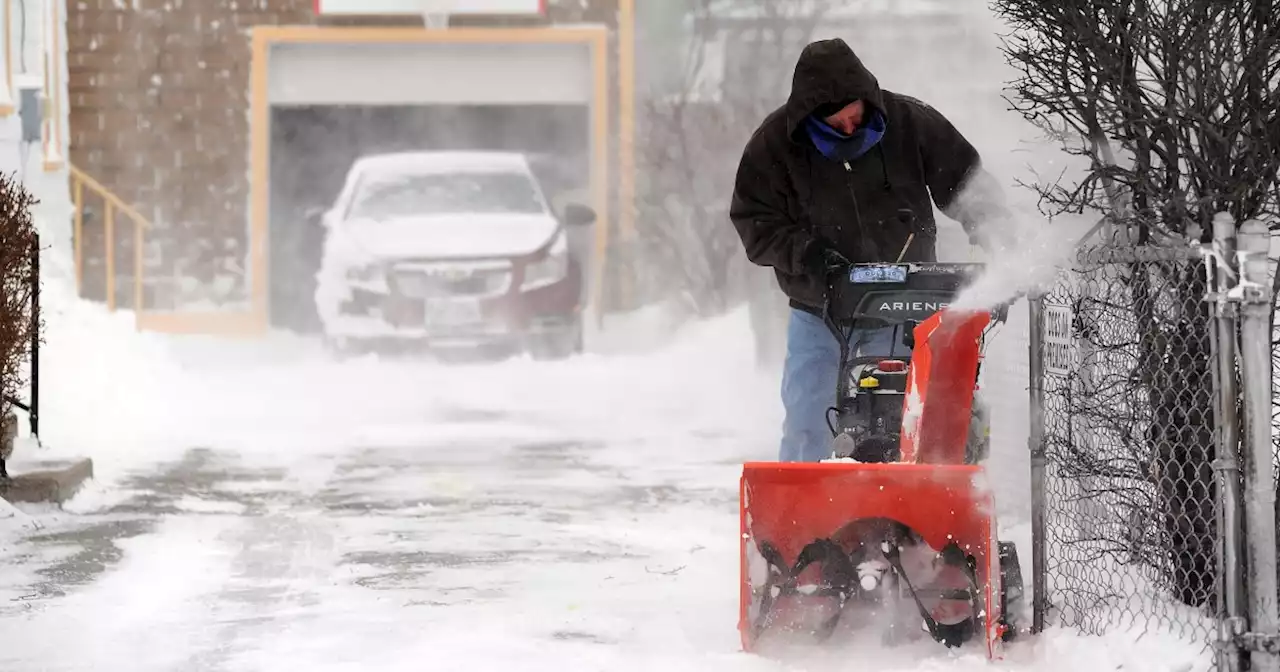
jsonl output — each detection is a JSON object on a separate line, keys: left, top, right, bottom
{"left": 894, "top": 208, "right": 918, "bottom": 263}
{"left": 988, "top": 292, "right": 1026, "bottom": 325}
{"left": 815, "top": 245, "right": 853, "bottom": 343}
{"left": 819, "top": 256, "right": 857, "bottom": 423}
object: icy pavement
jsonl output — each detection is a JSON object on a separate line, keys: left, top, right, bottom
{"left": 0, "top": 307, "right": 1211, "bottom": 671}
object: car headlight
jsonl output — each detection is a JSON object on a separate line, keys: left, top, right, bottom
{"left": 521, "top": 232, "right": 569, "bottom": 291}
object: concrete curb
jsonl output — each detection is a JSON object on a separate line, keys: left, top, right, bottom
{"left": 0, "top": 458, "right": 95, "bottom": 504}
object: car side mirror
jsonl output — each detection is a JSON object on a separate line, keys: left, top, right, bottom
{"left": 562, "top": 203, "right": 597, "bottom": 228}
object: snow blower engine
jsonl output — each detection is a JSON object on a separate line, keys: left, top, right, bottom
{"left": 738, "top": 262, "right": 1025, "bottom": 658}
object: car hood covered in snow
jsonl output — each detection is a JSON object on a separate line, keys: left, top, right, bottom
{"left": 335, "top": 213, "right": 561, "bottom": 261}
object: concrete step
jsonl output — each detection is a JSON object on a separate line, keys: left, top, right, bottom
{"left": 0, "top": 457, "right": 95, "bottom": 505}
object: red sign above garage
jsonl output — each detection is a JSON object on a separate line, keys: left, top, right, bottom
{"left": 314, "top": 0, "right": 547, "bottom": 15}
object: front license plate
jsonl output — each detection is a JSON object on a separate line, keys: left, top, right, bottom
{"left": 395, "top": 274, "right": 432, "bottom": 298}
{"left": 425, "top": 298, "right": 483, "bottom": 326}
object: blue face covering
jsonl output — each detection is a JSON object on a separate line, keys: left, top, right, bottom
{"left": 805, "top": 109, "right": 887, "bottom": 162}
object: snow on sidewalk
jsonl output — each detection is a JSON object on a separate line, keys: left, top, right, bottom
{"left": 0, "top": 270, "right": 1212, "bottom": 670}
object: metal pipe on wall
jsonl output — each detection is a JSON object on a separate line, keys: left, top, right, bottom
{"left": 1210, "top": 214, "right": 1245, "bottom": 672}
{"left": 1235, "top": 218, "right": 1279, "bottom": 672}
{"left": 1027, "top": 292, "right": 1047, "bottom": 634}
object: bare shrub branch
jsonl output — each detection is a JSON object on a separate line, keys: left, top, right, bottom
{"left": 0, "top": 172, "right": 41, "bottom": 422}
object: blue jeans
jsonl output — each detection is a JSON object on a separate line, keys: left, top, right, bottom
{"left": 779, "top": 308, "right": 912, "bottom": 462}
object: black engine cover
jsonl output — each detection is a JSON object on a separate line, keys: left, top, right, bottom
{"left": 828, "top": 263, "right": 985, "bottom": 463}
{"left": 834, "top": 362, "right": 909, "bottom": 463}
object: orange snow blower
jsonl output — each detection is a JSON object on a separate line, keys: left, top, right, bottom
{"left": 739, "top": 262, "right": 1024, "bottom": 658}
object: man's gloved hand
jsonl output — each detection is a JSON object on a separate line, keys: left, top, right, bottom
{"left": 821, "top": 247, "right": 851, "bottom": 275}
{"left": 803, "top": 240, "right": 851, "bottom": 278}
{"left": 970, "top": 207, "right": 1022, "bottom": 255}
{"left": 991, "top": 298, "right": 1013, "bottom": 324}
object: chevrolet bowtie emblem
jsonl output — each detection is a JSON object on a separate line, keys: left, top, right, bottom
{"left": 435, "top": 268, "right": 470, "bottom": 280}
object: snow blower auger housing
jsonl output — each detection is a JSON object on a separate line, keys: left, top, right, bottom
{"left": 739, "top": 262, "right": 1025, "bottom": 659}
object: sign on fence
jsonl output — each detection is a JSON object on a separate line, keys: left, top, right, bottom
{"left": 1043, "top": 303, "right": 1074, "bottom": 376}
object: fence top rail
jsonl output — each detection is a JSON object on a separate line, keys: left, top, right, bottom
{"left": 1074, "top": 243, "right": 1203, "bottom": 267}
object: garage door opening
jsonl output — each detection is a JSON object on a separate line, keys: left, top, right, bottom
{"left": 268, "top": 103, "right": 590, "bottom": 333}
{"left": 250, "top": 27, "right": 610, "bottom": 336}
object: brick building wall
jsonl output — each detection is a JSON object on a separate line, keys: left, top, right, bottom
{"left": 64, "top": 0, "right": 625, "bottom": 314}
{"left": 66, "top": 0, "right": 318, "bottom": 308}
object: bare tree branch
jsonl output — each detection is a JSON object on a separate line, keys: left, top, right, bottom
{"left": 993, "top": 0, "right": 1280, "bottom": 233}
{"left": 998, "top": 0, "right": 1280, "bottom": 619}
{"left": 632, "top": 0, "right": 839, "bottom": 316}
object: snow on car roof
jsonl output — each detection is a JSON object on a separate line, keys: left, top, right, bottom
{"left": 350, "top": 151, "right": 534, "bottom": 176}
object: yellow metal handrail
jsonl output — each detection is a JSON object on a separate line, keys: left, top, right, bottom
{"left": 68, "top": 165, "right": 151, "bottom": 313}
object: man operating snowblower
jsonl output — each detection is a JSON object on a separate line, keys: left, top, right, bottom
{"left": 729, "top": 37, "right": 1014, "bottom": 463}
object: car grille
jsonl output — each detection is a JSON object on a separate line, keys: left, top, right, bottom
{"left": 387, "top": 261, "right": 512, "bottom": 299}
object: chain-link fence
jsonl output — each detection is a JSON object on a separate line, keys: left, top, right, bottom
{"left": 1030, "top": 223, "right": 1280, "bottom": 672}
{"left": 1271, "top": 252, "right": 1280, "bottom": 493}
{"left": 1030, "top": 243, "right": 1220, "bottom": 657}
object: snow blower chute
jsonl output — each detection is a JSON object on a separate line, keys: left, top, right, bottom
{"left": 739, "top": 262, "right": 1025, "bottom": 658}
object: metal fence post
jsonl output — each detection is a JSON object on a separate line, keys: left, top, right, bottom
{"left": 1234, "top": 218, "right": 1279, "bottom": 672}
{"left": 1028, "top": 291, "right": 1048, "bottom": 634}
{"left": 30, "top": 232, "right": 39, "bottom": 439}
{"left": 1210, "top": 214, "right": 1245, "bottom": 672}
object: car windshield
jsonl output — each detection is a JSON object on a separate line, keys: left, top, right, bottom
{"left": 347, "top": 171, "right": 546, "bottom": 219}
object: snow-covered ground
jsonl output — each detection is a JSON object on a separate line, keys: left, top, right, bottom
{"left": 0, "top": 260, "right": 1213, "bottom": 670}
{"left": 0, "top": 0, "right": 1215, "bottom": 668}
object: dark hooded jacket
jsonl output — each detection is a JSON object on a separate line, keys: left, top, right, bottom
{"left": 729, "top": 38, "right": 1000, "bottom": 313}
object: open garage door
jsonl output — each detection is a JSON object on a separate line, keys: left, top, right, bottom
{"left": 268, "top": 42, "right": 590, "bottom": 106}
{"left": 254, "top": 28, "right": 608, "bottom": 334}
